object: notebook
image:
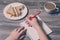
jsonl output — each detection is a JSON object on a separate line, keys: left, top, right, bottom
{"left": 20, "top": 16, "right": 52, "bottom": 40}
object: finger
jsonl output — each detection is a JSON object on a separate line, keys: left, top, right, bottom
{"left": 19, "top": 29, "right": 27, "bottom": 35}
{"left": 25, "top": 18, "right": 32, "bottom": 26}
{"left": 26, "top": 21, "right": 31, "bottom": 26}
{"left": 25, "top": 19, "right": 30, "bottom": 26}
{"left": 17, "top": 27, "right": 24, "bottom": 32}
{"left": 20, "top": 35, "right": 25, "bottom": 40}
{"left": 26, "top": 18, "right": 30, "bottom": 22}
{"left": 26, "top": 14, "right": 33, "bottom": 19}
{"left": 25, "top": 20, "right": 29, "bottom": 24}
{"left": 25, "top": 19, "right": 28, "bottom": 23}
{"left": 25, "top": 20, "right": 29, "bottom": 23}
{"left": 28, "top": 14, "right": 33, "bottom": 17}
{"left": 13, "top": 28, "right": 18, "bottom": 31}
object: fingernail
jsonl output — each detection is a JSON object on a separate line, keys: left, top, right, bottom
{"left": 21, "top": 26, "right": 24, "bottom": 29}
{"left": 21, "top": 26, "right": 25, "bottom": 29}
{"left": 25, "top": 29, "right": 27, "bottom": 31}
{"left": 19, "top": 27, "right": 25, "bottom": 32}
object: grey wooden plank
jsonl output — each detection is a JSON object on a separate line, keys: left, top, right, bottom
{"left": 0, "top": 0, "right": 60, "bottom": 2}
{"left": 0, "top": 0, "right": 60, "bottom": 40}
{"left": 50, "top": 35, "right": 60, "bottom": 40}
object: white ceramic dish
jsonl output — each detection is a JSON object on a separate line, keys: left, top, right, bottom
{"left": 3, "top": 2, "right": 28, "bottom": 20}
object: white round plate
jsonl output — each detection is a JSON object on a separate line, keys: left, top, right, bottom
{"left": 3, "top": 2, "right": 28, "bottom": 20}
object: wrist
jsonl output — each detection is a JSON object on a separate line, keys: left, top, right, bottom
{"left": 32, "top": 25, "right": 42, "bottom": 32}
{"left": 32, "top": 23, "right": 40, "bottom": 28}
{"left": 5, "top": 36, "right": 16, "bottom": 40}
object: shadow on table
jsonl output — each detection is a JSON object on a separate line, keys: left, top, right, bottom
{"left": 37, "top": 18, "right": 52, "bottom": 40}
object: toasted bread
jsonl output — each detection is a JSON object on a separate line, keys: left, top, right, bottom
{"left": 6, "top": 5, "right": 24, "bottom": 17}
{"left": 6, "top": 6, "right": 16, "bottom": 17}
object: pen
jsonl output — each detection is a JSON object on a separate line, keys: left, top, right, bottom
{"left": 25, "top": 11, "right": 41, "bottom": 24}
{"left": 29, "top": 11, "right": 41, "bottom": 20}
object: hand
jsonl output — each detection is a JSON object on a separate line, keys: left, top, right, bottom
{"left": 5, "top": 27, "right": 27, "bottom": 40}
{"left": 26, "top": 14, "right": 39, "bottom": 28}
{"left": 26, "top": 14, "right": 48, "bottom": 40}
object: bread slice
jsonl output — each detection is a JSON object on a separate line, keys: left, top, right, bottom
{"left": 6, "top": 6, "right": 16, "bottom": 17}
{"left": 6, "top": 5, "right": 24, "bottom": 17}
{"left": 15, "top": 5, "right": 24, "bottom": 16}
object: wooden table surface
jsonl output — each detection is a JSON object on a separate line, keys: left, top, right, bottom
{"left": 0, "top": 0, "right": 60, "bottom": 40}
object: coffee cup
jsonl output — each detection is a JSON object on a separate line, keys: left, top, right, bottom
{"left": 44, "top": 2, "right": 59, "bottom": 12}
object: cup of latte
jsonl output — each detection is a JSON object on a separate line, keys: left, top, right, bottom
{"left": 44, "top": 2, "right": 59, "bottom": 12}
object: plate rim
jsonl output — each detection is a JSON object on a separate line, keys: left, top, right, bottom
{"left": 3, "top": 2, "right": 28, "bottom": 20}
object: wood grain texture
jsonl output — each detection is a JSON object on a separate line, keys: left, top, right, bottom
{"left": 0, "top": 0, "right": 60, "bottom": 40}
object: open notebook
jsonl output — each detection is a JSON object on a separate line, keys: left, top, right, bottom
{"left": 20, "top": 16, "right": 52, "bottom": 40}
